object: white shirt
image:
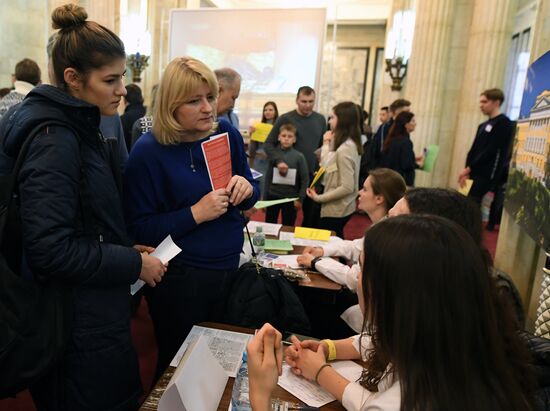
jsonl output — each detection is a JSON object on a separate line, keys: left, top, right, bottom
{"left": 341, "top": 335, "right": 401, "bottom": 411}
{"left": 13, "top": 80, "right": 34, "bottom": 96}
{"left": 316, "top": 237, "right": 363, "bottom": 291}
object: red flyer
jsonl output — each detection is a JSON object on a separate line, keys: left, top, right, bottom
{"left": 201, "top": 132, "right": 232, "bottom": 190}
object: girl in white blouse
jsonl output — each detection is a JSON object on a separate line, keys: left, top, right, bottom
{"left": 297, "top": 168, "right": 406, "bottom": 290}
{"left": 248, "top": 215, "right": 533, "bottom": 411}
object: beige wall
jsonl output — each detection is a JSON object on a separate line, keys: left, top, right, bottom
{"left": 323, "top": 24, "right": 386, "bottom": 118}
{"left": 0, "top": 0, "right": 120, "bottom": 89}
{"left": 0, "top": 1, "right": 49, "bottom": 88}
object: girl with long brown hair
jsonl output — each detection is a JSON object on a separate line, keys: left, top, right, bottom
{"left": 306, "top": 101, "right": 363, "bottom": 238}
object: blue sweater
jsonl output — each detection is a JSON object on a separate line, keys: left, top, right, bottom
{"left": 124, "top": 120, "right": 259, "bottom": 270}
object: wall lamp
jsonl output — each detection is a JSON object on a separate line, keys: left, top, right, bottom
{"left": 127, "top": 52, "right": 150, "bottom": 83}
{"left": 384, "top": 9, "right": 415, "bottom": 92}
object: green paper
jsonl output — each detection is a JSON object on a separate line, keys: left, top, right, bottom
{"left": 254, "top": 197, "right": 298, "bottom": 209}
{"left": 423, "top": 144, "right": 440, "bottom": 172}
{"left": 263, "top": 239, "right": 294, "bottom": 251}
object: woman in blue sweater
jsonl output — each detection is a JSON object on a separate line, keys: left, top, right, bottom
{"left": 124, "top": 57, "right": 259, "bottom": 379}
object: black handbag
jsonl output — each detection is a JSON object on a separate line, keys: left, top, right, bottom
{"left": 0, "top": 122, "right": 71, "bottom": 398}
{"left": 224, "top": 223, "right": 311, "bottom": 335}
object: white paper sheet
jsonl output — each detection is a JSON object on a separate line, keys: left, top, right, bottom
{"left": 272, "top": 167, "right": 296, "bottom": 185}
{"left": 245, "top": 221, "right": 282, "bottom": 237}
{"left": 271, "top": 254, "right": 302, "bottom": 269}
{"left": 170, "top": 325, "right": 252, "bottom": 377}
{"left": 250, "top": 168, "right": 263, "bottom": 180}
{"left": 277, "top": 361, "right": 363, "bottom": 407}
{"left": 279, "top": 231, "right": 344, "bottom": 247}
{"left": 130, "top": 235, "right": 182, "bottom": 295}
{"left": 159, "top": 336, "right": 228, "bottom": 411}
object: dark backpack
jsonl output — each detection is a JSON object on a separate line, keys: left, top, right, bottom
{"left": 0, "top": 121, "right": 72, "bottom": 398}
{"left": 225, "top": 261, "right": 311, "bottom": 335}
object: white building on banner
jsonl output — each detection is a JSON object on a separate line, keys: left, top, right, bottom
{"left": 515, "top": 90, "right": 550, "bottom": 186}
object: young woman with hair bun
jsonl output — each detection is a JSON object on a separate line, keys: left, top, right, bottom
{"left": 0, "top": 4, "right": 166, "bottom": 409}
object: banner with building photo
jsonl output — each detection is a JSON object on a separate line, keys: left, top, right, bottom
{"left": 505, "top": 50, "right": 550, "bottom": 252}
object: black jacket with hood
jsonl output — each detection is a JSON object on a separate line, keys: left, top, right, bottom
{"left": 0, "top": 84, "right": 142, "bottom": 410}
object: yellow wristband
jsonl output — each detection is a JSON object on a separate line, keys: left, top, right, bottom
{"left": 322, "top": 339, "right": 337, "bottom": 361}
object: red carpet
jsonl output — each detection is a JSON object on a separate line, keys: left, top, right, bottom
{"left": 0, "top": 212, "right": 498, "bottom": 411}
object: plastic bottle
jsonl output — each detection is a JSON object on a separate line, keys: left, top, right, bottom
{"left": 231, "top": 351, "right": 251, "bottom": 411}
{"left": 252, "top": 226, "right": 265, "bottom": 253}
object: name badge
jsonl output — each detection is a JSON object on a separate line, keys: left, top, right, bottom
{"left": 485, "top": 124, "right": 493, "bottom": 132}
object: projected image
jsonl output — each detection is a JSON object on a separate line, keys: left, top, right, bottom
{"left": 170, "top": 9, "right": 326, "bottom": 127}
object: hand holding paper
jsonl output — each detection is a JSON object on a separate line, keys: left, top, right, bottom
{"left": 309, "top": 167, "right": 325, "bottom": 188}
{"left": 226, "top": 175, "right": 253, "bottom": 206}
{"left": 277, "top": 162, "right": 289, "bottom": 177}
{"left": 131, "top": 235, "right": 182, "bottom": 295}
{"left": 250, "top": 122, "right": 273, "bottom": 143}
{"left": 191, "top": 189, "right": 230, "bottom": 224}
{"left": 459, "top": 179, "right": 474, "bottom": 196}
{"left": 139, "top": 253, "right": 167, "bottom": 287}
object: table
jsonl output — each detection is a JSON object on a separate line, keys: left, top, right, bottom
{"left": 269, "top": 225, "right": 343, "bottom": 291}
{"left": 271, "top": 226, "right": 358, "bottom": 339}
{"left": 139, "top": 322, "right": 346, "bottom": 411}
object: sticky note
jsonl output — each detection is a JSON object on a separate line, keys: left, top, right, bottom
{"left": 294, "top": 227, "right": 331, "bottom": 242}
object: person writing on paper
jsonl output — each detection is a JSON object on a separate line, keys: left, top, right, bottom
{"left": 124, "top": 57, "right": 259, "bottom": 380}
{"left": 305, "top": 102, "right": 362, "bottom": 238}
{"left": 0, "top": 4, "right": 167, "bottom": 408}
{"left": 282, "top": 216, "right": 534, "bottom": 411}
{"left": 297, "top": 168, "right": 406, "bottom": 290}
{"left": 264, "top": 123, "right": 309, "bottom": 226}
{"left": 249, "top": 101, "right": 279, "bottom": 194}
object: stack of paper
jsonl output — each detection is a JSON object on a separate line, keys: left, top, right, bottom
{"left": 277, "top": 361, "right": 364, "bottom": 407}
{"left": 264, "top": 239, "right": 293, "bottom": 252}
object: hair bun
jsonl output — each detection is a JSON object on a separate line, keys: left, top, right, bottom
{"left": 51, "top": 4, "right": 88, "bottom": 30}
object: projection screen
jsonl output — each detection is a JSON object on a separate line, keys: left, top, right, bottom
{"left": 169, "top": 8, "right": 327, "bottom": 129}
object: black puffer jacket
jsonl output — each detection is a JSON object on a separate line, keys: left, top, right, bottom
{"left": 0, "top": 85, "right": 142, "bottom": 410}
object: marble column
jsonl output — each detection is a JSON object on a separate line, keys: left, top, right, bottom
{"left": 146, "top": 0, "right": 187, "bottom": 105}
{"left": 404, "top": 0, "right": 456, "bottom": 187}
{"left": 448, "top": 0, "right": 518, "bottom": 187}
{"left": 530, "top": 0, "right": 550, "bottom": 63}
{"left": 0, "top": 1, "right": 49, "bottom": 87}
{"left": 81, "top": 0, "right": 118, "bottom": 32}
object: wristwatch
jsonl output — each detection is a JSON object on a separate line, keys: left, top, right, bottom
{"left": 311, "top": 256, "right": 323, "bottom": 271}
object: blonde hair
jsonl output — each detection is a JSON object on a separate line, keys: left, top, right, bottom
{"left": 153, "top": 57, "right": 219, "bottom": 145}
